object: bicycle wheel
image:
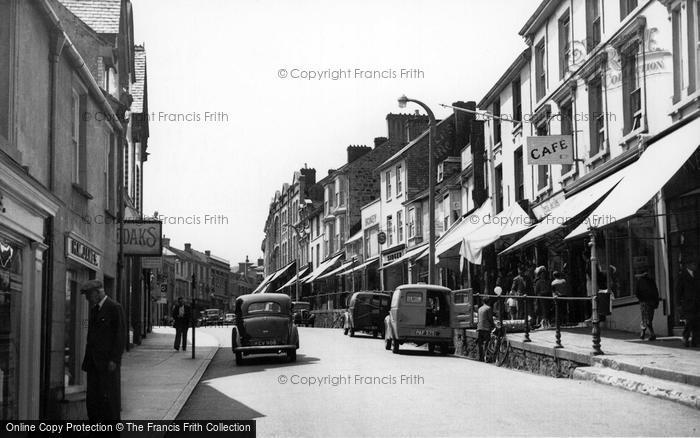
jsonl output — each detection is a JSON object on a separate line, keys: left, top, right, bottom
{"left": 495, "top": 336, "right": 510, "bottom": 367}
{"left": 484, "top": 334, "right": 499, "bottom": 363}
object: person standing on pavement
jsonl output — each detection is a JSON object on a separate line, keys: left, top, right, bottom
{"left": 534, "top": 266, "right": 551, "bottom": 329}
{"left": 675, "top": 260, "right": 700, "bottom": 347}
{"left": 477, "top": 297, "right": 496, "bottom": 362}
{"left": 80, "top": 280, "right": 125, "bottom": 422}
{"left": 551, "top": 271, "right": 571, "bottom": 325}
{"left": 172, "top": 297, "right": 192, "bottom": 351}
{"left": 635, "top": 267, "right": 660, "bottom": 341}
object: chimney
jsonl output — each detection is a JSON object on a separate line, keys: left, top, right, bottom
{"left": 205, "top": 250, "right": 211, "bottom": 256}
{"left": 257, "top": 258, "right": 264, "bottom": 266}
{"left": 386, "top": 113, "right": 430, "bottom": 144}
{"left": 386, "top": 113, "right": 408, "bottom": 144}
{"left": 347, "top": 145, "right": 372, "bottom": 163}
{"left": 328, "top": 169, "right": 336, "bottom": 176}
{"left": 453, "top": 101, "right": 476, "bottom": 149}
{"left": 184, "top": 243, "right": 191, "bottom": 252}
{"left": 406, "top": 111, "right": 430, "bottom": 142}
{"left": 299, "top": 167, "right": 316, "bottom": 186}
{"left": 162, "top": 236, "right": 171, "bottom": 248}
{"left": 374, "top": 137, "right": 388, "bottom": 148}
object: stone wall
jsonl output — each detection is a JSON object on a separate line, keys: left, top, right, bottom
{"left": 454, "top": 329, "right": 587, "bottom": 379}
{"left": 311, "top": 310, "right": 345, "bottom": 328}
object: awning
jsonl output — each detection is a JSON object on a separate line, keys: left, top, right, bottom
{"left": 345, "top": 231, "right": 363, "bottom": 245}
{"left": 567, "top": 119, "right": 700, "bottom": 239}
{"left": 341, "top": 257, "right": 379, "bottom": 275}
{"left": 317, "top": 260, "right": 355, "bottom": 280}
{"left": 381, "top": 243, "right": 429, "bottom": 270}
{"left": 436, "top": 199, "right": 493, "bottom": 259}
{"left": 276, "top": 266, "right": 311, "bottom": 291}
{"left": 501, "top": 168, "right": 628, "bottom": 254}
{"left": 462, "top": 202, "right": 533, "bottom": 264}
{"left": 304, "top": 254, "right": 343, "bottom": 283}
{"left": 252, "top": 274, "right": 273, "bottom": 294}
{"left": 252, "top": 261, "right": 295, "bottom": 293}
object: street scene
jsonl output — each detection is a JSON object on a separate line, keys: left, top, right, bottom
{"left": 1, "top": 0, "right": 700, "bottom": 437}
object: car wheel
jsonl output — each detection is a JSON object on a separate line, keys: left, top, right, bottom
{"left": 287, "top": 349, "right": 297, "bottom": 362}
{"left": 439, "top": 343, "right": 449, "bottom": 355}
{"left": 349, "top": 329, "right": 355, "bottom": 337}
{"left": 428, "top": 343, "right": 435, "bottom": 354}
{"left": 235, "top": 352, "right": 244, "bottom": 366}
{"left": 392, "top": 338, "right": 399, "bottom": 354}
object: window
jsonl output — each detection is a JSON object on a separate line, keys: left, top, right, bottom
{"left": 622, "top": 43, "right": 642, "bottom": 134}
{"left": 588, "top": 77, "right": 605, "bottom": 156}
{"left": 71, "top": 90, "right": 86, "bottom": 185}
{"left": 397, "top": 210, "right": 404, "bottom": 242}
{"left": 514, "top": 147, "right": 524, "bottom": 202}
{"left": 385, "top": 170, "right": 392, "bottom": 200}
{"left": 387, "top": 216, "right": 393, "bottom": 246}
{"left": 559, "top": 11, "right": 571, "bottom": 78}
{"left": 560, "top": 101, "right": 574, "bottom": 175}
{"left": 495, "top": 165, "right": 504, "bottom": 213}
{"left": 620, "top": 0, "right": 638, "bottom": 20}
{"left": 396, "top": 165, "right": 402, "bottom": 196}
{"left": 405, "top": 291, "right": 424, "bottom": 304}
{"left": 443, "top": 194, "right": 450, "bottom": 231}
{"left": 407, "top": 207, "right": 416, "bottom": 238}
{"left": 687, "top": 0, "right": 700, "bottom": 94}
{"left": 316, "top": 243, "right": 320, "bottom": 267}
{"left": 586, "top": 0, "right": 602, "bottom": 50}
{"left": 493, "top": 98, "right": 501, "bottom": 145}
{"left": 536, "top": 123, "right": 549, "bottom": 190}
{"left": 339, "top": 215, "right": 346, "bottom": 245}
{"left": 512, "top": 78, "right": 522, "bottom": 123}
{"left": 535, "top": 40, "right": 546, "bottom": 101}
{"left": 672, "top": 6, "right": 683, "bottom": 102}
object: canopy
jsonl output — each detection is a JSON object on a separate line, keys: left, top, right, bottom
{"left": 501, "top": 167, "right": 628, "bottom": 254}
{"left": 345, "top": 231, "right": 363, "bottom": 245}
{"left": 435, "top": 199, "right": 492, "bottom": 258}
{"left": 341, "top": 257, "right": 379, "bottom": 275}
{"left": 304, "top": 254, "right": 343, "bottom": 283}
{"left": 253, "top": 261, "right": 296, "bottom": 293}
{"left": 567, "top": 119, "right": 700, "bottom": 239}
{"left": 462, "top": 202, "right": 533, "bottom": 264}
{"left": 252, "top": 273, "right": 273, "bottom": 294}
{"left": 381, "top": 244, "right": 428, "bottom": 270}
{"left": 276, "top": 266, "right": 311, "bottom": 291}
{"left": 317, "top": 260, "right": 355, "bottom": 280}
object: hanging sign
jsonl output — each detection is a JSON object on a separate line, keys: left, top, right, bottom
{"left": 119, "top": 220, "right": 162, "bottom": 256}
{"left": 526, "top": 135, "right": 574, "bottom": 165}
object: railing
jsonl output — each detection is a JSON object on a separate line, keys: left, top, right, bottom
{"left": 469, "top": 292, "right": 606, "bottom": 355}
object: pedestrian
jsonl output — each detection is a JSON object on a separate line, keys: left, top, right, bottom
{"left": 506, "top": 290, "right": 518, "bottom": 321}
{"left": 80, "top": 280, "right": 125, "bottom": 422}
{"left": 172, "top": 297, "right": 192, "bottom": 351}
{"left": 551, "top": 271, "right": 571, "bottom": 325}
{"left": 634, "top": 267, "right": 660, "bottom": 341}
{"left": 477, "top": 297, "right": 495, "bottom": 362}
{"left": 675, "top": 259, "right": 700, "bottom": 348}
{"left": 534, "top": 266, "right": 551, "bottom": 329}
{"left": 343, "top": 308, "right": 351, "bottom": 335}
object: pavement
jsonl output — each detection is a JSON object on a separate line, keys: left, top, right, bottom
{"left": 120, "top": 326, "right": 219, "bottom": 420}
{"left": 500, "top": 325, "right": 700, "bottom": 409}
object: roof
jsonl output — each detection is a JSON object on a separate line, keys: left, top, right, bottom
{"left": 478, "top": 48, "right": 531, "bottom": 109}
{"left": 519, "top": 0, "right": 563, "bottom": 39}
{"left": 131, "top": 45, "right": 146, "bottom": 113}
{"left": 378, "top": 116, "right": 452, "bottom": 170}
{"left": 236, "top": 293, "right": 292, "bottom": 304}
{"left": 59, "top": 0, "right": 122, "bottom": 34}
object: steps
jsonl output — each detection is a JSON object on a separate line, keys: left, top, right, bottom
{"left": 572, "top": 365, "right": 700, "bottom": 410}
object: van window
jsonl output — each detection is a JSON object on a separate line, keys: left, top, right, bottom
{"left": 405, "top": 291, "right": 423, "bottom": 304}
{"left": 454, "top": 292, "right": 468, "bottom": 304}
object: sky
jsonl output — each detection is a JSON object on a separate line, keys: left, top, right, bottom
{"left": 132, "top": 0, "right": 542, "bottom": 266}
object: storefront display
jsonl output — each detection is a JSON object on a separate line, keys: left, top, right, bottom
{"left": 0, "top": 240, "right": 21, "bottom": 420}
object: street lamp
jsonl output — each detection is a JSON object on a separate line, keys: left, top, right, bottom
{"left": 398, "top": 95, "right": 437, "bottom": 284}
{"left": 284, "top": 223, "right": 305, "bottom": 301}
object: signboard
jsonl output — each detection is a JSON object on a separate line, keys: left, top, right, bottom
{"left": 377, "top": 231, "right": 386, "bottom": 245}
{"left": 66, "top": 234, "right": 101, "bottom": 270}
{"left": 526, "top": 135, "right": 574, "bottom": 165}
{"left": 364, "top": 214, "right": 377, "bottom": 227}
{"left": 119, "top": 220, "right": 162, "bottom": 256}
{"left": 142, "top": 256, "right": 163, "bottom": 270}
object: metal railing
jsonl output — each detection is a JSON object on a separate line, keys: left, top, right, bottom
{"left": 469, "top": 292, "right": 605, "bottom": 355}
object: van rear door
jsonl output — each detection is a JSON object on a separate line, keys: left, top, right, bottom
{"left": 451, "top": 289, "right": 473, "bottom": 329}
{"left": 398, "top": 288, "right": 426, "bottom": 328}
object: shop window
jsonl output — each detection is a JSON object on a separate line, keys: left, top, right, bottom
{"left": 0, "top": 240, "right": 21, "bottom": 420}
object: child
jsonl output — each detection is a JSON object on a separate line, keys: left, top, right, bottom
{"left": 477, "top": 297, "right": 495, "bottom": 361}
{"left": 506, "top": 291, "right": 518, "bottom": 320}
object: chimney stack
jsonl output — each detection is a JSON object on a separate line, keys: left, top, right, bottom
{"left": 347, "top": 145, "right": 372, "bottom": 163}
{"left": 162, "top": 236, "right": 171, "bottom": 248}
{"left": 205, "top": 250, "right": 211, "bottom": 256}
{"left": 374, "top": 137, "right": 388, "bottom": 148}
{"left": 453, "top": 101, "right": 476, "bottom": 149}
{"left": 184, "top": 243, "right": 191, "bottom": 252}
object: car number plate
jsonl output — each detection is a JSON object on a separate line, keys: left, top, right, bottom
{"left": 250, "top": 339, "right": 277, "bottom": 346}
{"left": 415, "top": 329, "right": 436, "bottom": 336}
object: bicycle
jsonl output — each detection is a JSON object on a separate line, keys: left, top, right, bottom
{"left": 484, "top": 323, "right": 509, "bottom": 367}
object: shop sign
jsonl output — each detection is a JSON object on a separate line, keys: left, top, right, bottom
{"left": 66, "top": 235, "right": 101, "bottom": 270}
{"left": 364, "top": 214, "right": 377, "bottom": 227}
{"left": 119, "top": 220, "right": 162, "bottom": 256}
{"left": 526, "top": 135, "right": 574, "bottom": 165}
{"left": 142, "top": 256, "right": 163, "bottom": 270}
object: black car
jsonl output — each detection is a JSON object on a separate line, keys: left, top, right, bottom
{"left": 292, "top": 301, "right": 315, "bottom": 327}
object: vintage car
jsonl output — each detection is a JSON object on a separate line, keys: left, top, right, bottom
{"left": 346, "top": 291, "right": 391, "bottom": 337}
{"left": 231, "top": 293, "right": 299, "bottom": 365}
{"left": 292, "top": 301, "right": 315, "bottom": 327}
{"left": 384, "top": 285, "right": 471, "bottom": 355}
{"left": 223, "top": 313, "right": 235, "bottom": 325}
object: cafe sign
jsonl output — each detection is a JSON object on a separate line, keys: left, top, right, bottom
{"left": 66, "top": 234, "right": 101, "bottom": 270}
{"left": 526, "top": 135, "right": 574, "bottom": 165}
{"left": 120, "top": 220, "right": 162, "bottom": 256}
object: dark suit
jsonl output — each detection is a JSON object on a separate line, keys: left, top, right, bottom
{"left": 81, "top": 296, "right": 125, "bottom": 422}
{"left": 172, "top": 303, "right": 192, "bottom": 350}
{"left": 675, "top": 269, "right": 700, "bottom": 346}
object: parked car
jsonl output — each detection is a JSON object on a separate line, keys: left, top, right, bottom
{"left": 231, "top": 293, "right": 299, "bottom": 365}
{"left": 346, "top": 291, "right": 391, "bottom": 338}
{"left": 292, "top": 301, "right": 315, "bottom": 327}
{"left": 224, "top": 313, "right": 235, "bottom": 325}
{"left": 384, "top": 285, "right": 471, "bottom": 355}
{"left": 202, "top": 308, "right": 223, "bottom": 326}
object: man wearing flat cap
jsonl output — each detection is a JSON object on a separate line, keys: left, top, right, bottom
{"left": 80, "top": 279, "right": 125, "bottom": 422}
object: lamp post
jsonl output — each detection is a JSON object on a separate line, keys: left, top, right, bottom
{"left": 398, "top": 95, "right": 437, "bottom": 285}
{"left": 285, "top": 223, "right": 305, "bottom": 301}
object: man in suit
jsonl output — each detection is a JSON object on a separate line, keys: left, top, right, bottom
{"left": 172, "top": 297, "right": 192, "bottom": 351}
{"left": 81, "top": 279, "right": 125, "bottom": 422}
{"left": 675, "top": 260, "right": 700, "bottom": 347}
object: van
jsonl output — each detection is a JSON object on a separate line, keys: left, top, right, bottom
{"left": 384, "top": 285, "right": 472, "bottom": 354}
{"left": 346, "top": 291, "right": 391, "bottom": 337}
